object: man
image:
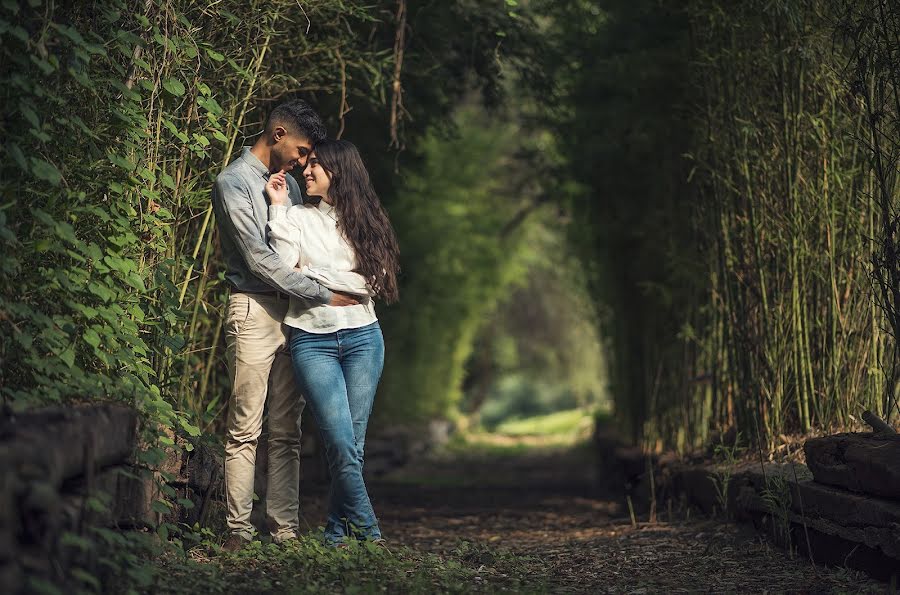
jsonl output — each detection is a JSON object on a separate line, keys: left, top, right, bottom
{"left": 212, "top": 99, "right": 360, "bottom": 552}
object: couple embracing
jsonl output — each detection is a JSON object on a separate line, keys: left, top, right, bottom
{"left": 211, "top": 99, "right": 400, "bottom": 551}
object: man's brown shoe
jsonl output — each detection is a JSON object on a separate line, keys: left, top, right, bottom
{"left": 221, "top": 534, "right": 249, "bottom": 553}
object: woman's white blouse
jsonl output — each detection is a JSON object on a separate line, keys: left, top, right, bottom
{"left": 267, "top": 201, "right": 377, "bottom": 333}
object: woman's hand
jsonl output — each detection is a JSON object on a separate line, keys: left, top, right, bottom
{"left": 266, "top": 171, "right": 290, "bottom": 206}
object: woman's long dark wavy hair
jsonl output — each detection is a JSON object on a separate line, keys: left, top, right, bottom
{"left": 311, "top": 139, "right": 400, "bottom": 304}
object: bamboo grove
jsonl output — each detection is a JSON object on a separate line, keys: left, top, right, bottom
{"left": 1, "top": 0, "right": 897, "bottom": 454}
{"left": 547, "top": 0, "right": 900, "bottom": 451}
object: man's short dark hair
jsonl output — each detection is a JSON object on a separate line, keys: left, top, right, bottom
{"left": 266, "top": 99, "right": 326, "bottom": 143}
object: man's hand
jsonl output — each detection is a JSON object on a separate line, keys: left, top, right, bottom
{"left": 265, "top": 171, "right": 290, "bottom": 206}
{"left": 328, "top": 291, "right": 362, "bottom": 307}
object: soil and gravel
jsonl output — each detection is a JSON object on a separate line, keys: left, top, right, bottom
{"left": 323, "top": 444, "right": 887, "bottom": 593}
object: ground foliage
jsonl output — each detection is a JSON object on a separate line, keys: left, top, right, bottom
{"left": 148, "top": 536, "right": 535, "bottom": 594}
{"left": 82, "top": 440, "right": 888, "bottom": 593}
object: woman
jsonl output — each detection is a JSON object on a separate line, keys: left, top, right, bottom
{"left": 265, "top": 139, "right": 400, "bottom": 546}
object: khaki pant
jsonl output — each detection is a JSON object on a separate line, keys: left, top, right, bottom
{"left": 223, "top": 292, "right": 304, "bottom": 542}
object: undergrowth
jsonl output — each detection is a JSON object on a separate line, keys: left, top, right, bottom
{"left": 142, "top": 534, "right": 539, "bottom": 594}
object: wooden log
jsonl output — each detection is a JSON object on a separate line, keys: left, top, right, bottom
{"left": 60, "top": 465, "right": 160, "bottom": 529}
{"left": 0, "top": 404, "right": 140, "bottom": 592}
{"left": 862, "top": 410, "right": 896, "bottom": 434}
{"left": 734, "top": 464, "right": 900, "bottom": 560}
{"left": 0, "top": 404, "right": 138, "bottom": 488}
{"left": 662, "top": 460, "right": 899, "bottom": 581}
{"left": 803, "top": 432, "right": 900, "bottom": 499}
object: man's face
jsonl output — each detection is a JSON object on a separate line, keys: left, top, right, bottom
{"left": 271, "top": 127, "right": 312, "bottom": 172}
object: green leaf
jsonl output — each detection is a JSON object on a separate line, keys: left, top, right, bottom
{"left": 129, "top": 304, "right": 145, "bottom": 322}
{"left": 30, "top": 158, "right": 61, "bottom": 185}
{"left": 205, "top": 48, "right": 225, "bottom": 62}
{"left": 50, "top": 23, "right": 86, "bottom": 47}
{"left": 86, "top": 496, "right": 107, "bottom": 513}
{"left": 67, "top": 67, "right": 94, "bottom": 89}
{"left": 83, "top": 329, "right": 101, "bottom": 348}
{"left": 53, "top": 221, "right": 76, "bottom": 243}
{"left": 107, "top": 152, "right": 135, "bottom": 171}
{"left": 126, "top": 564, "right": 155, "bottom": 587}
{"left": 197, "top": 95, "right": 222, "bottom": 115}
{"left": 59, "top": 346, "right": 75, "bottom": 368}
{"left": 20, "top": 103, "right": 39, "bottom": 128}
{"left": 151, "top": 500, "right": 172, "bottom": 514}
{"left": 7, "top": 143, "right": 28, "bottom": 171}
{"left": 2, "top": 1, "right": 21, "bottom": 15}
{"left": 25, "top": 578, "right": 62, "bottom": 595}
{"left": 9, "top": 25, "right": 28, "bottom": 43}
{"left": 160, "top": 172, "right": 176, "bottom": 189}
{"left": 70, "top": 568, "right": 101, "bottom": 590}
{"left": 161, "top": 334, "right": 185, "bottom": 352}
{"left": 33, "top": 209, "right": 55, "bottom": 227}
{"left": 178, "top": 417, "right": 201, "bottom": 437}
{"left": 29, "top": 128, "right": 51, "bottom": 142}
{"left": 59, "top": 532, "right": 95, "bottom": 552}
{"left": 162, "top": 77, "right": 185, "bottom": 96}
{"left": 126, "top": 272, "right": 146, "bottom": 292}
{"left": 84, "top": 243, "right": 103, "bottom": 261}
{"left": 29, "top": 54, "right": 56, "bottom": 75}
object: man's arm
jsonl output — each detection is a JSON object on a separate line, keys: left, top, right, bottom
{"left": 213, "top": 175, "right": 333, "bottom": 303}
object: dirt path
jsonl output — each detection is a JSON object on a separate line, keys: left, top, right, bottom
{"left": 310, "top": 445, "right": 885, "bottom": 593}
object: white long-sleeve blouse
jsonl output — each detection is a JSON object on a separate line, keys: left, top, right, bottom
{"left": 267, "top": 201, "right": 377, "bottom": 333}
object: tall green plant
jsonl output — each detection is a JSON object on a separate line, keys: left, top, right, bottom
{"left": 542, "top": 0, "right": 899, "bottom": 451}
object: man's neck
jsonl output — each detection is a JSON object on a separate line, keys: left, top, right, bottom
{"left": 250, "top": 139, "right": 275, "bottom": 173}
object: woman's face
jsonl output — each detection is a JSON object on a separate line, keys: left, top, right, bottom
{"left": 302, "top": 152, "right": 331, "bottom": 199}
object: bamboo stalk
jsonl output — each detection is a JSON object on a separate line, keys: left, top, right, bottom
{"left": 177, "top": 18, "right": 278, "bottom": 307}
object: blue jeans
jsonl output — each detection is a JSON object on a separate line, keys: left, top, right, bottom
{"left": 289, "top": 322, "right": 384, "bottom": 544}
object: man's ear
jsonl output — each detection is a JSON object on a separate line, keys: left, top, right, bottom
{"left": 272, "top": 125, "right": 287, "bottom": 143}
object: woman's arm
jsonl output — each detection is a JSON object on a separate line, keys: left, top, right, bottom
{"left": 265, "top": 172, "right": 303, "bottom": 271}
{"left": 265, "top": 174, "right": 363, "bottom": 306}
{"left": 266, "top": 204, "right": 304, "bottom": 271}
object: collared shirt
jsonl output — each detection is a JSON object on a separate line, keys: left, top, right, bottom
{"left": 267, "top": 201, "right": 377, "bottom": 333}
{"left": 212, "top": 147, "right": 333, "bottom": 303}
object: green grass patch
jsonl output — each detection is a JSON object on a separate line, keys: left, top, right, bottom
{"left": 145, "top": 535, "right": 542, "bottom": 594}
{"left": 494, "top": 408, "right": 595, "bottom": 437}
